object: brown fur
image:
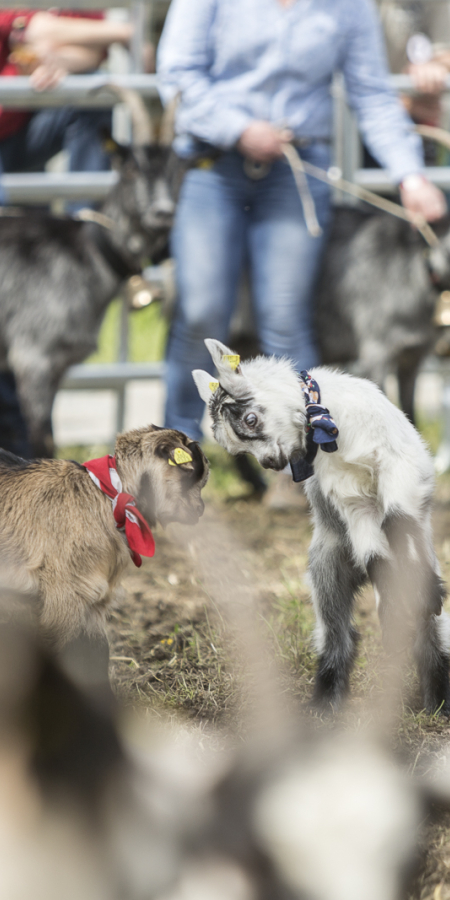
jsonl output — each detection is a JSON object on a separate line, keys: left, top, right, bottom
{"left": 0, "top": 426, "right": 208, "bottom": 685}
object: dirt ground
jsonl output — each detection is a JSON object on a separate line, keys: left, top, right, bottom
{"left": 105, "top": 444, "right": 450, "bottom": 900}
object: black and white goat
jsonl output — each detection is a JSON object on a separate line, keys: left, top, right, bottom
{"left": 193, "top": 339, "right": 450, "bottom": 713}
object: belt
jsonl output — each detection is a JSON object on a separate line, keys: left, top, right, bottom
{"left": 191, "top": 137, "right": 331, "bottom": 180}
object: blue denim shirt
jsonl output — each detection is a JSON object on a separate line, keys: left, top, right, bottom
{"left": 157, "top": 0, "right": 423, "bottom": 183}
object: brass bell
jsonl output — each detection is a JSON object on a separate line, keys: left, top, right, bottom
{"left": 433, "top": 290, "right": 450, "bottom": 327}
{"left": 124, "top": 275, "right": 161, "bottom": 311}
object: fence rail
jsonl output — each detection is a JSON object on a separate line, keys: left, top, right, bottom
{"left": 2, "top": 171, "right": 116, "bottom": 203}
{"left": 0, "top": 74, "right": 159, "bottom": 108}
{"left": 62, "top": 361, "right": 164, "bottom": 391}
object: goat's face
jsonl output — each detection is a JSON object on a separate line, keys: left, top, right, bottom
{"left": 115, "top": 426, "right": 209, "bottom": 528}
{"left": 110, "top": 145, "right": 177, "bottom": 259}
{"left": 426, "top": 216, "right": 450, "bottom": 290}
{"left": 193, "top": 340, "right": 307, "bottom": 470}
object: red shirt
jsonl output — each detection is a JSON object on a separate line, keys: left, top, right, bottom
{"left": 0, "top": 9, "right": 104, "bottom": 142}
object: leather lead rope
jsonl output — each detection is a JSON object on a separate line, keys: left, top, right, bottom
{"left": 282, "top": 142, "right": 440, "bottom": 249}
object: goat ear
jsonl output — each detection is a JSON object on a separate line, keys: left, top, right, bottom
{"left": 102, "top": 130, "right": 131, "bottom": 169}
{"left": 204, "top": 338, "right": 239, "bottom": 371}
{"left": 203, "top": 339, "right": 252, "bottom": 400}
{"left": 192, "top": 369, "right": 217, "bottom": 405}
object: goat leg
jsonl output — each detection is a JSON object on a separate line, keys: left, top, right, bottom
{"left": 369, "top": 512, "right": 450, "bottom": 715}
{"left": 309, "top": 524, "right": 364, "bottom": 710}
{"left": 12, "top": 356, "right": 62, "bottom": 458}
{"left": 58, "top": 627, "right": 114, "bottom": 710}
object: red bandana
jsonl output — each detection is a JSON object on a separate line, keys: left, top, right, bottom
{"left": 83, "top": 455, "right": 155, "bottom": 567}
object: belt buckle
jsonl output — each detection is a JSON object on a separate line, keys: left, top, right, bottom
{"left": 243, "top": 158, "right": 272, "bottom": 180}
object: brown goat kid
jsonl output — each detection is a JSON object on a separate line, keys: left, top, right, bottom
{"left": 0, "top": 425, "right": 208, "bottom": 697}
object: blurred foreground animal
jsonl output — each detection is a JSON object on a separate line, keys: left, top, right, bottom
{"left": 0, "top": 515, "right": 441, "bottom": 900}
{"left": 315, "top": 207, "right": 450, "bottom": 423}
{"left": 0, "top": 614, "right": 199, "bottom": 900}
{"left": 0, "top": 86, "right": 178, "bottom": 458}
{"left": 0, "top": 425, "right": 208, "bottom": 693}
{"left": 194, "top": 339, "right": 450, "bottom": 713}
{"left": 0, "top": 605, "right": 427, "bottom": 900}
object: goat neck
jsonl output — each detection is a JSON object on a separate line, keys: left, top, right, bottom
{"left": 99, "top": 188, "right": 146, "bottom": 274}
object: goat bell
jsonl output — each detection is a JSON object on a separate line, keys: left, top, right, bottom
{"left": 433, "top": 290, "right": 450, "bottom": 327}
{"left": 125, "top": 275, "right": 159, "bottom": 310}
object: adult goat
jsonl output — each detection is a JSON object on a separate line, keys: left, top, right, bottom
{"left": 315, "top": 206, "right": 450, "bottom": 423}
{"left": 0, "top": 86, "right": 177, "bottom": 457}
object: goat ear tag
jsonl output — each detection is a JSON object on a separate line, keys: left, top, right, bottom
{"left": 222, "top": 354, "right": 240, "bottom": 371}
{"left": 209, "top": 381, "right": 219, "bottom": 392}
{"left": 104, "top": 136, "right": 120, "bottom": 154}
{"left": 168, "top": 447, "right": 193, "bottom": 467}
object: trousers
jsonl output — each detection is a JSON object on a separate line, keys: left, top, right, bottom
{"left": 0, "top": 106, "right": 112, "bottom": 210}
{"left": 164, "top": 143, "right": 332, "bottom": 441}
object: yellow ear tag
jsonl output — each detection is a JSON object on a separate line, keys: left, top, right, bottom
{"left": 222, "top": 354, "right": 240, "bottom": 370}
{"left": 209, "top": 381, "right": 219, "bottom": 392}
{"left": 104, "top": 137, "right": 119, "bottom": 153}
{"left": 168, "top": 447, "right": 193, "bottom": 466}
{"left": 197, "top": 158, "right": 214, "bottom": 170}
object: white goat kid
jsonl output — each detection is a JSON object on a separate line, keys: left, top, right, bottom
{"left": 193, "top": 338, "right": 450, "bottom": 713}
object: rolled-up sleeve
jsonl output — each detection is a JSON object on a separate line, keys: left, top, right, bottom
{"left": 342, "top": 0, "right": 423, "bottom": 183}
{"left": 157, "top": 0, "right": 252, "bottom": 149}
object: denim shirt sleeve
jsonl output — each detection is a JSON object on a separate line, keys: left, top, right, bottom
{"left": 157, "top": 0, "right": 424, "bottom": 181}
{"left": 341, "top": 0, "right": 423, "bottom": 183}
{"left": 157, "top": 0, "right": 253, "bottom": 149}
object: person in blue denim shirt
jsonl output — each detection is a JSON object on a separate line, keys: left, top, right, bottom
{"left": 158, "top": 0, "right": 447, "bottom": 443}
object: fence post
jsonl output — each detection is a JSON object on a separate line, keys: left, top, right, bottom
{"left": 116, "top": 298, "right": 130, "bottom": 435}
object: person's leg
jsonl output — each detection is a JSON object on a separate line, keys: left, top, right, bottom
{"left": 0, "top": 107, "right": 111, "bottom": 173}
{"left": 0, "top": 108, "right": 111, "bottom": 211}
{"left": 62, "top": 108, "right": 111, "bottom": 213}
{"left": 164, "top": 154, "right": 248, "bottom": 440}
{"left": 248, "top": 142, "right": 332, "bottom": 371}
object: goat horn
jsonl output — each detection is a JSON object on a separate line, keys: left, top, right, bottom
{"left": 94, "top": 83, "right": 154, "bottom": 146}
{"left": 159, "top": 93, "right": 180, "bottom": 146}
{"left": 415, "top": 124, "right": 450, "bottom": 153}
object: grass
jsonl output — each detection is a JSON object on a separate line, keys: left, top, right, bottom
{"left": 416, "top": 413, "right": 443, "bottom": 456}
{"left": 87, "top": 298, "right": 168, "bottom": 365}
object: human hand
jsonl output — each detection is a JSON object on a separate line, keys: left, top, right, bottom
{"left": 30, "top": 61, "right": 67, "bottom": 91}
{"left": 400, "top": 174, "right": 447, "bottom": 223}
{"left": 401, "top": 92, "right": 441, "bottom": 127}
{"left": 408, "top": 61, "right": 448, "bottom": 94}
{"left": 237, "top": 121, "right": 293, "bottom": 163}
{"left": 9, "top": 41, "right": 67, "bottom": 89}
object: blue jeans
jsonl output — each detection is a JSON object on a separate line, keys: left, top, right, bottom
{"left": 164, "top": 143, "right": 332, "bottom": 441}
{"left": 0, "top": 106, "right": 112, "bottom": 211}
